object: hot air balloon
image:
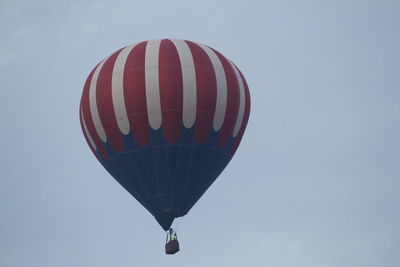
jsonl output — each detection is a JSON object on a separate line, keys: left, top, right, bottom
{"left": 79, "top": 39, "right": 250, "bottom": 254}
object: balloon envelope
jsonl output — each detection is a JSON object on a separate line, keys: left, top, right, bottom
{"left": 79, "top": 39, "right": 250, "bottom": 230}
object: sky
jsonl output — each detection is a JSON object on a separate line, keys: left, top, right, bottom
{"left": 1, "top": 0, "right": 399, "bottom": 266}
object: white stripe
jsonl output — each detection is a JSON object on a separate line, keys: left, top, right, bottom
{"left": 145, "top": 39, "right": 162, "bottom": 130}
{"left": 198, "top": 44, "right": 227, "bottom": 131}
{"left": 112, "top": 44, "right": 137, "bottom": 135}
{"left": 171, "top": 39, "right": 197, "bottom": 128}
{"left": 89, "top": 58, "right": 107, "bottom": 143}
{"left": 80, "top": 108, "right": 97, "bottom": 150}
{"left": 230, "top": 62, "right": 245, "bottom": 137}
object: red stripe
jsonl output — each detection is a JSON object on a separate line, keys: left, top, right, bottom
{"left": 96, "top": 49, "right": 125, "bottom": 152}
{"left": 79, "top": 105, "right": 101, "bottom": 162}
{"left": 231, "top": 70, "right": 251, "bottom": 155}
{"left": 186, "top": 40, "right": 217, "bottom": 144}
{"left": 158, "top": 39, "right": 183, "bottom": 144}
{"left": 123, "top": 41, "right": 149, "bottom": 147}
{"left": 212, "top": 49, "right": 240, "bottom": 148}
{"left": 80, "top": 66, "right": 108, "bottom": 158}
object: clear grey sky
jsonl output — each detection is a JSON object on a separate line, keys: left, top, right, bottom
{"left": 1, "top": 0, "right": 399, "bottom": 266}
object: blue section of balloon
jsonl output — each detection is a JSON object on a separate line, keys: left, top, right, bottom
{"left": 96, "top": 127, "right": 234, "bottom": 230}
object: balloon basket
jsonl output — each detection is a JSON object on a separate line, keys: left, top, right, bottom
{"left": 165, "top": 240, "right": 180, "bottom": 255}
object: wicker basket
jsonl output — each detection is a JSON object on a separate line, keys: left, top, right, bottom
{"left": 165, "top": 240, "right": 180, "bottom": 255}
